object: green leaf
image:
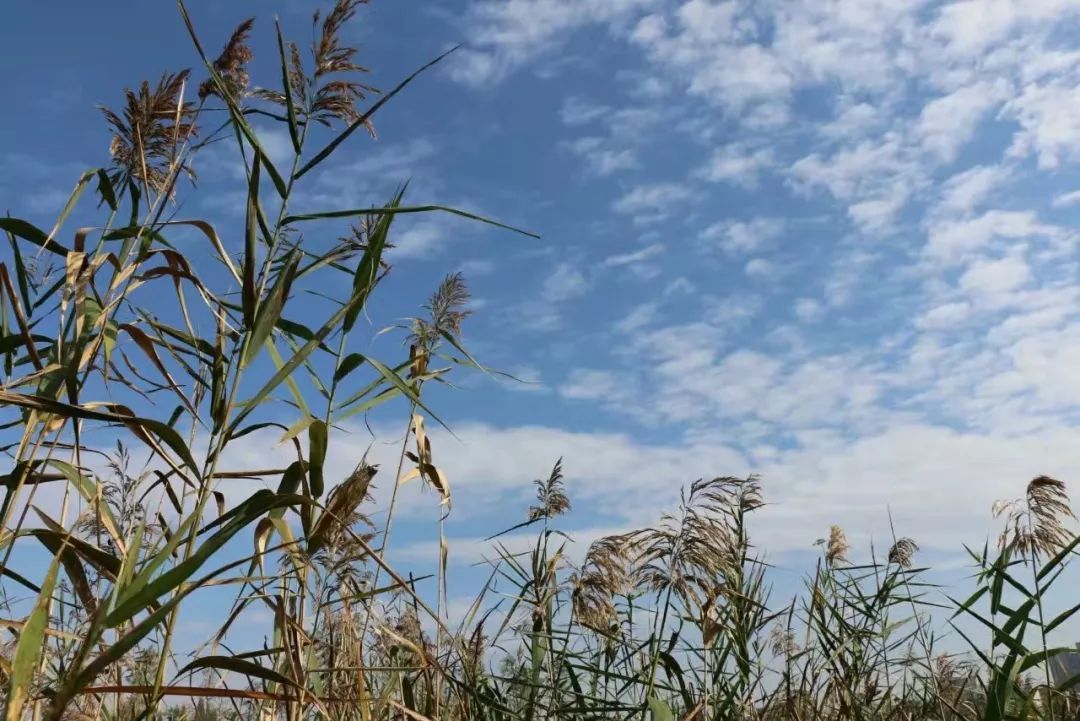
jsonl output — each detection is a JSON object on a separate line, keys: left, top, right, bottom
{"left": 48, "top": 169, "right": 98, "bottom": 245}
{"left": 0, "top": 392, "right": 200, "bottom": 479}
{"left": 294, "top": 46, "right": 459, "bottom": 179}
{"left": 6, "top": 230, "right": 34, "bottom": 311}
{"left": 335, "top": 358, "right": 410, "bottom": 410}
{"left": 366, "top": 355, "right": 448, "bottom": 430}
{"left": 24, "top": 525, "right": 122, "bottom": 583}
{"left": 265, "top": 339, "right": 312, "bottom": 418}
{"left": 276, "top": 461, "right": 306, "bottom": 496}
{"left": 1019, "top": 646, "right": 1073, "bottom": 674}
{"left": 44, "top": 459, "right": 123, "bottom": 548}
{"left": 242, "top": 147, "right": 261, "bottom": 328}
{"left": 60, "top": 548, "right": 260, "bottom": 709}
{"left": 308, "top": 419, "right": 328, "bottom": 499}
{"left": 156, "top": 220, "right": 243, "bottom": 286}
{"left": 283, "top": 204, "right": 539, "bottom": 239}
{"left": 1037, "top": 533, "right": 1080, "bottom": 582}
{"left": 229, "top": 284, "right": 398, "bottom": 434}
{"left": 274, "top": 19, "right": 302, "bottom": 154}
{"left": 103, "top": 491, "right": 301, "bottom": 627}
{"left": 176, "top": 654, "right": 298, "bottom": 690}
{"left": 647, "top": 696, "right": 675, "bottom": 721}
{"left": 110, "top": 510, "right": 199, "bottom": 614}
{"left": 1046, "top": 599, "right": 1080, "bottom": 634}
{"left": 96, "top": 168, "right": 117, "bottom": 211}
{"left": 5, "top": 547, "right": 62, "bottom": 721}
{"left": 177, "top": 0, "right": 289, "bottom": 199}
{"left": 145, "top": 318, "right": 218, "bottom": 357}
{"left": 0, "top": 217, "right": 69, "bottom": 257}
{"left": 343, "top": 188, "right": 403, "bottom": 333}
{"left": 333, "top": 352, "right": 367, "bottom": 383}
{"left": 242, "top": 249, "right": 300, "bottom": 368}
{"left": 279, "top": 415, "right": 317, "bottom": 445}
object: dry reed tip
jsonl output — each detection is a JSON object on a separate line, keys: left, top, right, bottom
{"left": 199, "top": 17, "right": 255, "bottom": 100}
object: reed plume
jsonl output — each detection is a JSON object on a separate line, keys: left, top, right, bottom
{"left": 100, "top": 70, "right": 196, "bottom": 195}
{"left": 198, "top": 18, "right": 255, "bottom": 100}
{"left": 994, "top": 475, "right": 1075, "bottom": 560}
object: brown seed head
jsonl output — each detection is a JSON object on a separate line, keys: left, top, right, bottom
{"left": 199, "top": 18, "right": 255, "bottom": 100}
{"left": 995, "top": 475, "right": 1075, "bottom": 561}
{"left": 100, "top": 70, "right": 196, "bottom": 196}
{"left": 887, "top": 537, "right": 919, "bottom": 568}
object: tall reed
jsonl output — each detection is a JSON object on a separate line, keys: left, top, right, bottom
{"left": 0, "top": 3, "right": 1078, "bottom": 720}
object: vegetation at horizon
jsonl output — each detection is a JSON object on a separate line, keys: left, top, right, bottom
{"left": 0, "top": 2, "right": 1079, "bottom": 719}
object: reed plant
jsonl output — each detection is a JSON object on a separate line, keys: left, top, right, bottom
{"left": 0, "top": 3, "right": 1079, "bottom": 720}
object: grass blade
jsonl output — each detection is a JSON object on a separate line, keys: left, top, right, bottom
{"left": 5, "top": 547, "right": 63, "bottom": 721}
{"left": 293, "top": 46, "right": 459, "bottom": 179}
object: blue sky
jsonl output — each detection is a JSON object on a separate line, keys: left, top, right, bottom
{"left": 4, "top": 0, "right": 1080, "bottom": 635}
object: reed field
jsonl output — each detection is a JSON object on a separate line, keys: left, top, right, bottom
{"left": 1, "top": 2, "right": 1079, "bottom": 719}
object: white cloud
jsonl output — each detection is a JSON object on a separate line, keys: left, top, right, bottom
{"left": 606, "top": 106, "right": 665, "bottom": 138}
{"left": 697, "top": 143, "right": 774, "bottom": 186}
{"left": 790, "top": 136, "right": 907, "bottom": 199}
{"left": 451, "top": 0, "right": 657, "bottom": 86}
{"left": 789, "top": 134, "right": 920, "bottom": 231}
{"left": 614, "top": 302, "right": 661, "bottom": 333}
{"left": 664, "top": 277, "right": 697, "bottom": 296}
{"left": 770, "top": 0, "right": 925, "bottom": 93}
{"left": 558, "top": 368, "right": 624, "bottom": 401}
{"left": 601, "top": 315, "right": 884, "bottom": 435}
{"left": 820, "top": 101, "right": 884, "bottom": 140}
{"left": 612, "top": 182, "right": 695, "bottom": 222}
{"left": 560, "top": 96, "right": 610, "bottom": 125}
{"left": 630, "top": 8, "right": 793, "bottom": 113}
{"left": 1002, "top": 322, "right": 1080, "bottom": 407}
{"left": 756, "top": 422, "right": 1080, "bottom": 550}
{"left": 503, "top": 256, "right": 598, "bottom": 332}
{"left": 389, "top": 219, "right": 445, "bottom": 260}
{"left": 916, "top": 81, "right": 1008, "bottom": 162}
{"left": 1051, "top": 189, "right": 1080, "bottom": 208}
{"left": 1006, "top": 81, "right": 1080, "bottom": 168}
{"left": 542, "top": 263, "right": 590, "bottom": 302}
{"left": 699, "top": 218, "right": 784, "bottom": 256}
{"left": 459, "top": 258, "right": 496, "bottom": 275}
{"left": 936, "top": 164, "right": 1012, "bottom": 216}
{"left": 823, "top": 248, "right": 877, "bottom": 307}
{"left": 924, "top": 210, "right": 1060, "bottom": 265}
{"left": 959, "top": 254, "right": 1031, "bottom": 301}
{"left": 602, "top": 243, "right": 661, "bottom": 267}
{"left": 702, "top": 294, "right": 763, "bottom": 331}
{"left": 449, "top": 49, "right": 502, "bottom": 86}
{"left": 565, "top": 137, "right": 638, "bottom": 176}
{"left": 744, "top": 257, "right": 785, "bottom": 280}
{"left": 930, "top": 0, "right": 1080, "bottom": 57}
{"left": 333, "top": 138, "right": 436, "bottom": 180}
{"left": 794, "top": 298, "right": 823, "bottom": 323}
{"left": 916, "top": 301, "right": 973, "bottom": 330}
{"left": 427, "top": 0, "right": 1080, "bottom": 563}
{"left": 367, "top": 419, "right": 1080, "bottom": 561}
{"left": 256, "top": 126, "right": 299, "bottom": 170}
{"left": 512, "top": 301, "right": 564, "bottom": 332}
{"left": 620, "top": 71, "right": 671, "bottom": 100}
{"left": 848, "top": 187, "right": 910, "bottom": 233}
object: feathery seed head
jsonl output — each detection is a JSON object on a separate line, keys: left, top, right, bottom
{"left": 199, "top": 18, "right": 255, "bottom": 100}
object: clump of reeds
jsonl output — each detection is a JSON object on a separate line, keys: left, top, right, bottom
{"left": 2, "top": 2, "right": 1080, "bottom": 720}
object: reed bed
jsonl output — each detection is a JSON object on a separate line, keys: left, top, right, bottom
{"left": 0, "top": 3, "right": 1078, "bottom": 719}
